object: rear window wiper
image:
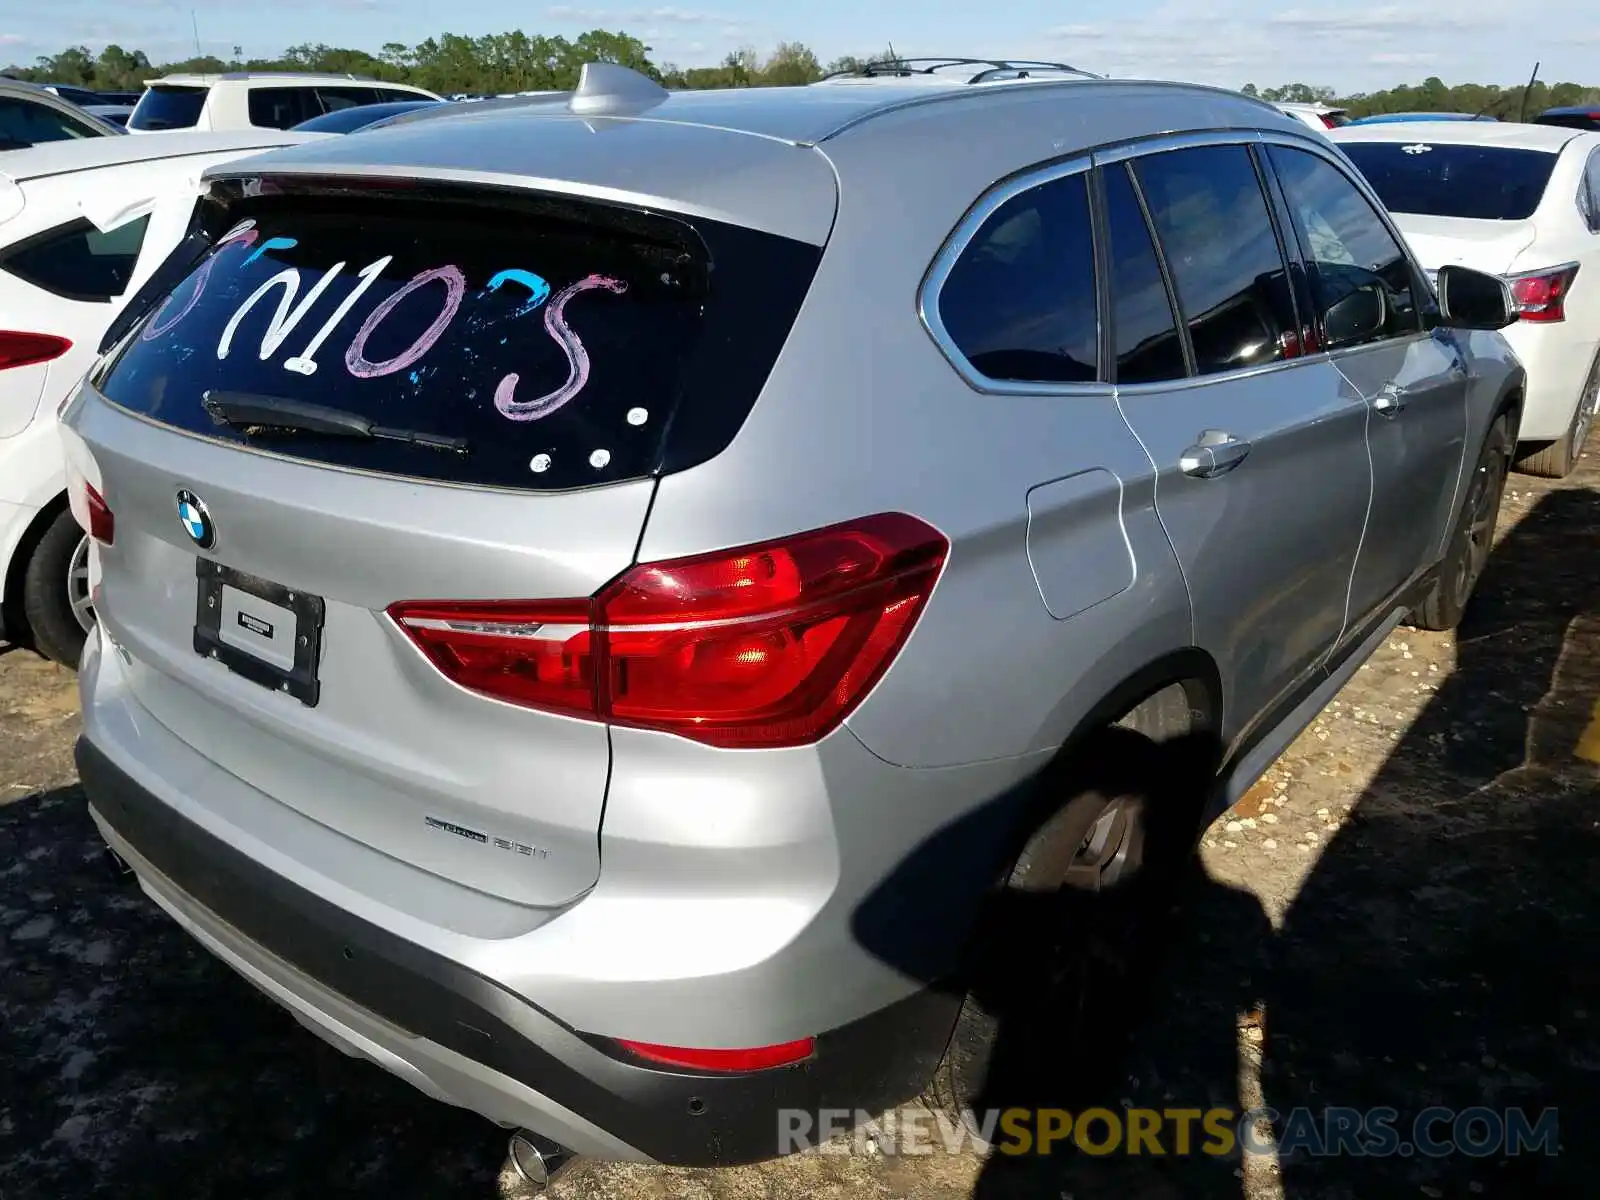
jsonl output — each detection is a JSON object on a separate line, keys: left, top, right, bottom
{"left": 201, "top": 391, "right": 470, "bottom": 454}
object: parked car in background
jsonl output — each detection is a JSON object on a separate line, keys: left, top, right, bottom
{"left": 1333, "top": 121, "right": 1600, "bottom": 476}
{"left": 0, "top": 129, "right": 328, "bottom": 665}
{"left": 1347, "top": 111, "right": 1498, "bottom": 126}
{"left": 82, "top": 105, "right": 133, "bottom": 130}
{"left": 37, "top": 83, "right": 103, "bottom": 108}
{"left": 290, "top": 98, "right": 444, "bottom": 134}
{"left": 0, "top": 79, "right": 122, "bottom": 150}
{"left": 94, "top": 92, "right": 143, "bottom": 107}
{"left": 1535, "top": 105, "right": 1600, "bottom": 132}
{"left": 127, "top": 72, "right": 440, "bottom": 134}
{"left": 61, "top": 62, "right": 1521, "bottom": 1176}
{"left": 1275, "top": 101, "right": 1350, "bottom": 131}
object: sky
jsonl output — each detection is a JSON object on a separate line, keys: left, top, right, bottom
{"left": 4, "top": 0, "right": 1599, "bottom": 93}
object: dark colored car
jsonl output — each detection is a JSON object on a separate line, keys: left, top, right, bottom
{"left": 1534, "top": 105, "right": 1600, "bottom": 132}
{"left": 289, "top": 98, "right": 443, "bottom": 134}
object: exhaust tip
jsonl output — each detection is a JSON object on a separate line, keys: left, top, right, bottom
{"left": 507, "top": 1130, "right": 573, "bottom": 1189}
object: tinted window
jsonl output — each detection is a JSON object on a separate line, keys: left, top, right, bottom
{"left": 1134, "top": 145, "right": 1298, "bottom": 376}
{"left": 1583, "top": 150, "right": 1600, "bottom": 233}
{"left": 1535, "top": 112, "right": 1600, "bottom": 131}
{"left": 315, "top": 86, "right": 380, "bottom": 112}
{"left": 1102, "top": 163, "right": 1186, "bottom": 384}
{"left": 0, "top": 216, "right": 149, "bottom": 301}
{"left": 97, "top": 185, "right": 820, "bottom": 492}
{"left": 1339, "top": 142, "right": 1558, "bottom": 220}
{"left": 938, "top": 172, "right": 1098, "bottom": 384}
{"left": 247, "top": 87, "right": 319, "bottom": 129}
{"left": 1268, "top": 145, "right": 1420, "bottom": 348}
{"left": 128, "top": 86, "right": 207, "bottom": 131}
{"left": 0, "top": 97, "right": 102, "bottom": 149}
{"left": 375, "top": 88, "right": 425, "bottom": 104}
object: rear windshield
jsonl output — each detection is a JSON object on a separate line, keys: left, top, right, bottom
{"left": 1340, "top": 142, "right": 1559, "bottom": 220}
{"left": 95, "top": 180, "right": 820, "bottom": 491}
{"left": 129, "top": 86, "right": 207, "bottom": 131}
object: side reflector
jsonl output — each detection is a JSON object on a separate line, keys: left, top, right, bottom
{"left": 616, "top": 1037, "right": 815, "bottom": 1072}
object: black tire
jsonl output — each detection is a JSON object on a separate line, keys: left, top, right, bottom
{"left": 923, "top": 724, "right": 1209, "bottom": 1129}
{"left": 1410, "top": 415, "right": 1511, "bottom": 632}
{"left": 1514, "top": 355, "right": 1598, "bottom": 479}
{"left": 21, "top": 509, "right": 93, "bottom": 669}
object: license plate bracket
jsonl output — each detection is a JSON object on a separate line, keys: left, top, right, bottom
{"left": 194, "top": 559, "right": 324, "bottom": 706}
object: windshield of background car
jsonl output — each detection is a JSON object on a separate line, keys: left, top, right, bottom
{"left": 1340, "top": 142, "right": 1560, "bottom": 220}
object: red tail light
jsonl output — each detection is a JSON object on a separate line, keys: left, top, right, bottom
{"left": 71, "top": 479, "right": 115, "bottom": 545}
{"left": 0, "top": 330, "right": 72, "bottom": 372}
{"left": 616, "top": 1036, "right": 815, "bottom": 1072}
{"left": 390, "top": 513, "right": 948, "bottom": 749}
{"left": 1506, "top": 263, "right": 1579, "bottom": 322}
{"left": 1320, "top": 114, "right": 1338, "bottom": 129}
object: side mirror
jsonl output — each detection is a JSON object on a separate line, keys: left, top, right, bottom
{"left": 1436, "top": 264, "right": 1517, "bottom": 331}
{"left": 1323, "top": 285, "right": 1387, "bottom": 348}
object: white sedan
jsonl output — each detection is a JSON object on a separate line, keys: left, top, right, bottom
{"left": 0, "top": 129, "right": 326, "bottom": 665}
{"left": 1332, "top": 121, "right": 1600, "bottom": 477}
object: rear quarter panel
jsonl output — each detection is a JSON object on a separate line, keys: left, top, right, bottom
{"left": 636, "top": 86, "right": 1234, "bottom": 770}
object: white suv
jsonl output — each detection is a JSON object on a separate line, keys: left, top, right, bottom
{"left": 128, "top": 72, "right": 440, "bottom": 134}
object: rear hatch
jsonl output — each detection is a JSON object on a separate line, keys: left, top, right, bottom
{"left": 66, "top": 173, "right": 823, "bottom": 907}
{"left": 128, "top": 85, "right": 208, "bottom": 132}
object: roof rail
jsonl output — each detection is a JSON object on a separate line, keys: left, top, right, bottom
{"left": 819, "top": 57, "right": 1103, "bottom": 84}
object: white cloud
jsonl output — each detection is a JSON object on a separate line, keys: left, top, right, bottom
{"left": 1368, "top": 51, "right": 1439, "bottom": 66}
{"left": 1045, "top": 24, "right": 1110, "bottom": 40}
{"left": 1271, "top": 5, "right": 1498, "bottom": 33}
{"left": 0, "top": 33, "right": 27, "bottom": 46}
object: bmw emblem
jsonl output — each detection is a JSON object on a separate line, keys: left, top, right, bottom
{"left": 176, "top": 489, "right": 215, "bottom": 550}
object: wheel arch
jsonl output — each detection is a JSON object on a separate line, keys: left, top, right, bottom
{"left": 1, "top": 490, "right": 71, "bottom": 644}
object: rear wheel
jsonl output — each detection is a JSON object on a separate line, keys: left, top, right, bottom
{"left": 924, "top": 723, "right": 1207, "bottom": 1128}
{"left": 1515, "top": 356, "right": 1598, "bottom": 479}
{"left": 21, "top": 509, "right": 94, "bottom": 668}
{"left": 1410, "top": 415, "right": 1510, "bottom": 632}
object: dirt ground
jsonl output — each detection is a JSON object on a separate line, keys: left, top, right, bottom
{"left": 2, "top": 448, "right": 1596, "bottom": 1200}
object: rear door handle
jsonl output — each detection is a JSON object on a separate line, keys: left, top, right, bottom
{"left": 1179, "top": 430, "right": 1252, "bottom": 478}
{"left": 1372, "top": 383, "right": 1407, "bottom": 417}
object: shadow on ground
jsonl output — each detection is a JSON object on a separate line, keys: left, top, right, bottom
{"left": 0, "top": 784, "right": 512, "bottom": 1199}
{"left": 855, "top": 483, "right": 1600, "bottom": 1199}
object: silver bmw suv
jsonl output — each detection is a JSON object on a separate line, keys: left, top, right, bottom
{"left": 60, "top": 60, "right": 1523, "bottom": 1172}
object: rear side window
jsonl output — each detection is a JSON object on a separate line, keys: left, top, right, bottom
{"left": 1102, "top": 163, "right": 1186, "bottom": 384}
{"left": 129, "top": 86, "right": 207, "bottom": 131}
{"left": 1339, "top": 142, "right": 1558, "bottom": 221}
{"left": 316, "top": 86, "right": 380, "bottom": 112}
{"left": 937, "top": 172, "right": 1098, "bottom": 384}
{"left": 375, "top": 88, "right": 424, "bottom": 104}
{"left": 0, "top": 216, "right": 150, "bottom": 302}
{"left": 1582, "top": 149, "right": 1600, "bottom": 233}
{"left": 0, "top": 97, "right": 103, "bottom": 148}
{"left": 248, "top": 88, "right": 320, "bottom": 129}
{"left": 96, "top": 183, "right": 821, "bottom": 492}
{"left": 1134, "top": 145, "right": 1298, "bottom": 376}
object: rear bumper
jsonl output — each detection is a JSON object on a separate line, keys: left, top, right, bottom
{"left": 77, "top": 735, "right": 961, "bottom": 1166}
{"left": 1500, "top": 322, "right": 1598, "bottom": 442}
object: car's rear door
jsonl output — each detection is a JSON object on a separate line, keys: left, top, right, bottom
{"left": 1103, "top": 137, "right": 1372, "bottom": 749}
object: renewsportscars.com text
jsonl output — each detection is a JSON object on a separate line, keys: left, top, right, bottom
{"left": 779, "top": 1105, "right": 1560, "bottom": 1159}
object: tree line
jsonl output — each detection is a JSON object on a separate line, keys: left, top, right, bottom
{"left": 1, "top": 35, "right": 882, "bottom": 97}
{"left": 6, "top": 36, "right": 1597, "bottom": 117}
